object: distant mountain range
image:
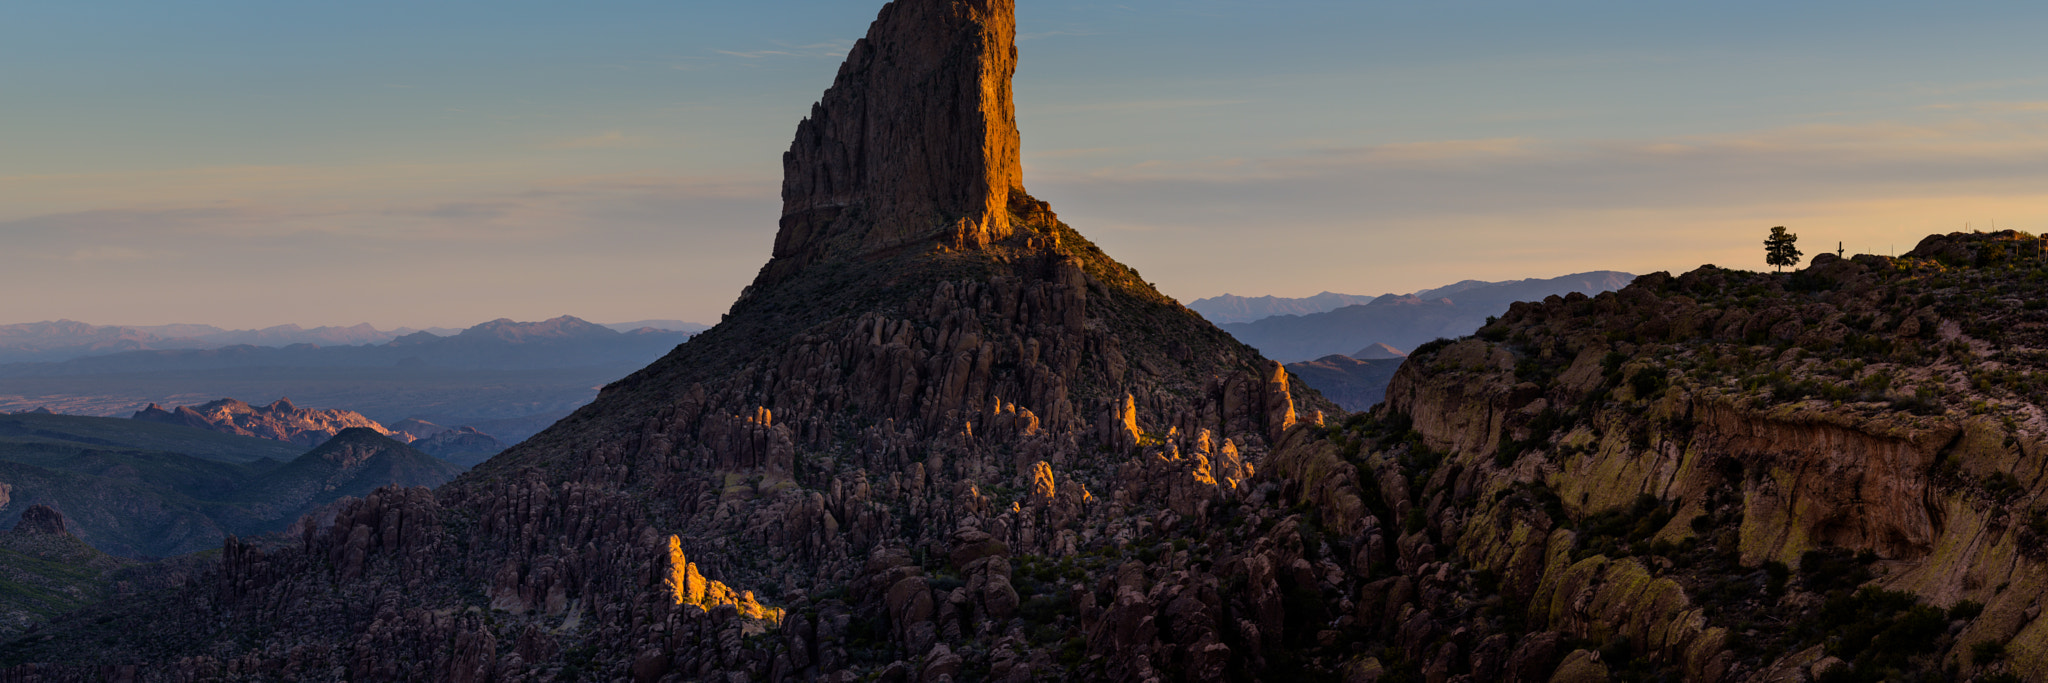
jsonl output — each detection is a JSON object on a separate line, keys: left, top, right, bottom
{"left": 1185, "top": 292, "right": 1381, "bottom": 324}
{"left": 0, "top": 316, "right": 692, "bottom": 440}
{"left": 1221, "top": 271, "right": 1634, "bottom": 362}
{"left": 1284, "top": 355, "right": 1404, "bottom": 411}
{"left": 136, "top": 398, "right": 508, "bottom": 467}
{"left": 133, "top": 397, "right": 388, "bottom": 448}
{"left": 0, "top": 317, "right": 708, "bottom": 365}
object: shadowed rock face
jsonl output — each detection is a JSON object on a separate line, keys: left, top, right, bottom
{"left": 771, "top": 0, "right": 1023, "bottom": 281}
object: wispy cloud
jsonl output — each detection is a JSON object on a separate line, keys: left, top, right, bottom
{"left": 710, "top": 40, "right": 854, "bottom": 60}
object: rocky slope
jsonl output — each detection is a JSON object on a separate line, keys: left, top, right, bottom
{"left": 132, "top": 398, "right": 391, "bottom": 448}
{"left": 5, "top": 4, "right": 2041, "bottom": 683}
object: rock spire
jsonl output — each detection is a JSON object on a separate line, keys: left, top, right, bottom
{"left": 771, "top": 0, "right": 1023, "bottom": 279}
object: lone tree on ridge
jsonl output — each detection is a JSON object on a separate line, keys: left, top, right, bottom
{"left": 1764, "top": 226, "right": 1802, "bottom": 272}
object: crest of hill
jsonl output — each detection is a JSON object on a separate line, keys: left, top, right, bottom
{"left": 1353, "top": 342, "right": 1408, "bottom": 359}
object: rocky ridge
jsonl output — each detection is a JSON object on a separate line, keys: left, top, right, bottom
{"left": 133, "top": 398, "right": 391, "bottom": 448}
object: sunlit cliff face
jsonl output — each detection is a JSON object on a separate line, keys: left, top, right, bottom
{"left": 667, "top": 535, "right": 785, "bottom": 631}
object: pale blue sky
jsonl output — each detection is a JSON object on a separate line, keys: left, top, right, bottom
{"left": 5, "top": 1, "right": 2047, "bottom": 327}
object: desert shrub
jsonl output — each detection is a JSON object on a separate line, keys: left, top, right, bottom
{"left": 1630, "top": 368, "right": 1669, "bottom": 400}
{"left": 1573, "top": 494, "right": 1674, "bottom": 560}
{"left": 1411, "top": 337, "right": 1455, "bottom": 358}
{"left": 1971, "top": 638, "right": 2006, "bottom": 665}
{"left": 1800, "top": 547, "right": 1875, "bottom": 594}
{"left": 1984, "top": 472, "right": 2025, "bottom": 501}
{"left": 1763, "top": 561, "right": 1791, "bottom": 597}
{"left": 1019, "top": 594, "right": 1071, "bottom": 624}
{"left": 1890, "top": 385, "right": 1946, "bottom": 415}
{"left": 1494, "top": 408, "right": 1565, "bottom": 467}
{"left": 1602, "top": 351, "right": 1628, "bottom": 377}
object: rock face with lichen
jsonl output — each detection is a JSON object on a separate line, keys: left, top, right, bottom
{"left": 10, "top": 2, "right": 2046, "bottom": 682}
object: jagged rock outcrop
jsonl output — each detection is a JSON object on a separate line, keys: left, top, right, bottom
{"left": 10, "top": 505, "right": 66, "bottom": 536}
{"left": 132, "top": 397, "right": 390, "bottom": 448}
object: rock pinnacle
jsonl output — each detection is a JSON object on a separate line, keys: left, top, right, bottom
{"left": 770, "top": 0, "right": 1023, "bottom": 280}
